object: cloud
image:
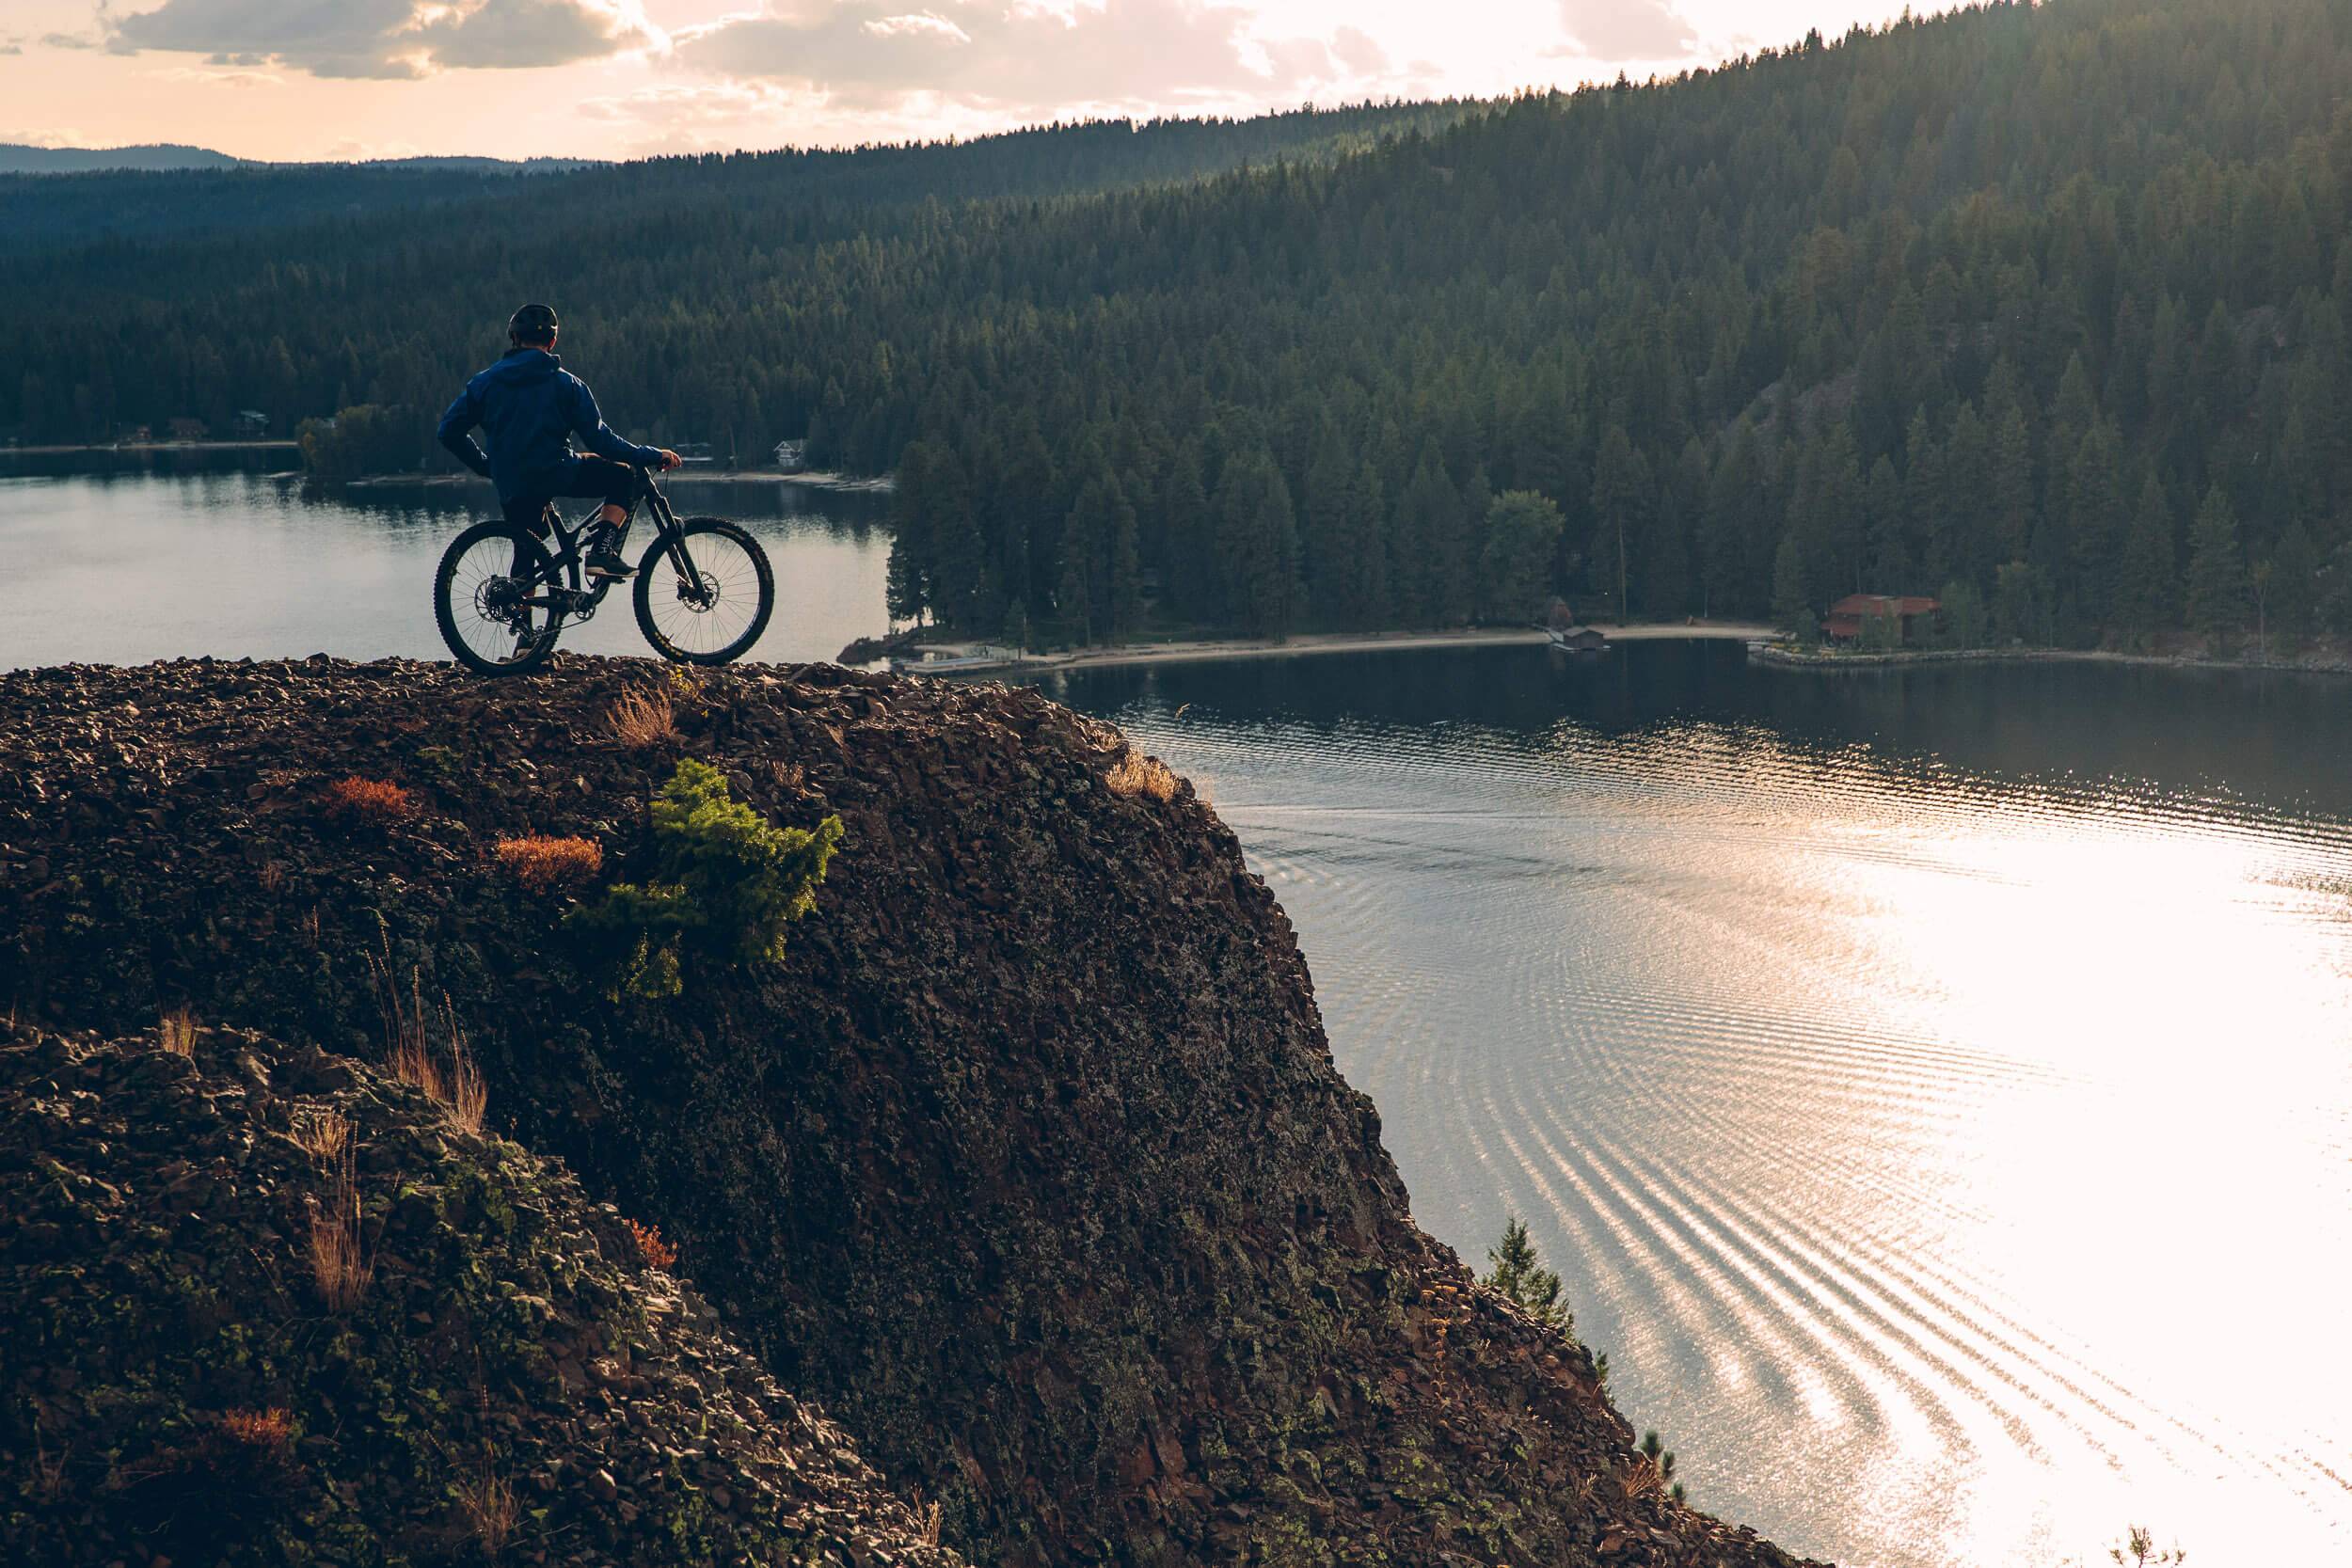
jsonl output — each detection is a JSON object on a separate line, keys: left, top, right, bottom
{"left": 861, "top": 13, "right": 971, "bottom": 45}
{"left": 41, "top": 31, "right": 101, "bottom": 49}
{"left": 1557, "top": 0, "right": 1697, "bottom": 59}
{"left": 102, "top": 0, "right": 660, "bottom": 80}
{"left": 157, "top": 63, "right": 286, "bottom": 86}
{"left": 580, "top": 78, "right": 792, "bottom": 125}
{"left": 670, "top": 0, "right": 1380, "bottom": 116}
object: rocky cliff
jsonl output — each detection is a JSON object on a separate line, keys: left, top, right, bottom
{"left": 0, "top": 657, "right": 1820, "bottom": 1568}
{"left": 2, "top": 1019, "right": 965, "bottom": 1567}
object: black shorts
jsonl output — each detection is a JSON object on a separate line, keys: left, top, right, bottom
{"left": 503, "top": 455, "right": 640, "bottom": 531}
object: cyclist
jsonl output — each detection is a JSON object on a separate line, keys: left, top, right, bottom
{"left": 437, "top": 303, "right": 679, "bottom": 581}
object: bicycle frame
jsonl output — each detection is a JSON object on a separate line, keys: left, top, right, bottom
{"left": 511, "top": 467, "right": 701, "bottom": 615}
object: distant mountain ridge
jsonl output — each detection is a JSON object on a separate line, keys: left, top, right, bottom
{"left": 0, "top": 142, "right": 600, "bottom": 174}
{"left": 0, "top": 142, "right": 242, "bottom": 173}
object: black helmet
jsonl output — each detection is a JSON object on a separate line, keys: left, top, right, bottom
{"left": 508, "top": 302, "right": 559, "bottom": 346}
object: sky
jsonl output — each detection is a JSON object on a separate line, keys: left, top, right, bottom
{"left": 0, "top": 0, "right": 1935, "bottom": 163}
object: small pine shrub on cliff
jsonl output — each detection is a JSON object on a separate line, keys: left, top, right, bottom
{"left": 568, "top": 758, "right": 844, "bottom": 999}
{"left": 1637, "top": 1429, "right": 1685, "bottom": 1505}
{"left": 2104, "top": 1527, "right": 2187, "bottom": 1566}
{"left": 1484, "top": 1214, "right": 1570, "bottom": 1331}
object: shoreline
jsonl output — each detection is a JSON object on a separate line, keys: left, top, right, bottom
{"left": 1749, "top": 641, "right": 2352, "bottom": 678}
{"left": 3, "top": 439, "right": 296, "bottom": 456}
{"left": 342, "top": 467, "right": 892, "bottom": 493}
{"left": 914, "top": 621, "right": 1773, "bottom": 675}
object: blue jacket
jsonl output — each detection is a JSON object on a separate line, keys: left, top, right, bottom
{"left": 437, "top": 348, "right": 662, "bottom": 503}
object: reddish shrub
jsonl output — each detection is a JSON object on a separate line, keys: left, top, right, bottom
{"left": 493, "top": 834, "right": 604, "bottom": 894}
{"left": 218, "top": 1408, "right": 294, "bottom": 1454}
{"left": 325, "top": 776, "right": 414, "bottom": 827}
{"left": 628, "top": 1217, "right": 678, "bottom": 1270}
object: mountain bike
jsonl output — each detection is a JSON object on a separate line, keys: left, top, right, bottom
{"left": 433, "top": 465, "right": 774, "bottom": 675}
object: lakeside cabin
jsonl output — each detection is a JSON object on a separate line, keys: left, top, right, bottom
{"left": 1822, "top": 594, "right": 1940, "bottom": 645}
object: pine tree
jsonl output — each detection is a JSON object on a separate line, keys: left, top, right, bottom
{"left": 1159, "top": 445, "right": 1216, "bottom": 623}
{"left": 1396, "top": 440, "right": 1468, "bottom": 626}
{"left": 2063, "top": 422, "right": 2127, "bottom": 632}
{"left": 1483, "top": 1215, "right": 1569, "bottom": 1330}
{"left": 1343, "top": 459, "right": 1391, "bottom": 627}
{"left": 1939, "top": 404, "right": 1993, "bottom": 589}
{"left": 1639, "top": 1431, "right": 1687, "bottom": 1506}
{"left": 1992, "top": 562, "right": 2055, "bottom": 646}
{"left": 1703, "top": 420, "right": 1762, "bottom": 617}
{"left": 2267, "top": 520, "right": 2320, "bottom": 653}
{"left": 1771, "top": 532, "right": 1813, "bottom": 641}
{"left": 885, "top": 441, "right": 940, "bottom": 624}
{"left": 2185, "top": 483, "right": 2250, "bottom": 646}
{"left": 1863, "top": 454, "right": 1909, "bottom": 589}
{"left": 1589, "top": 425, "right": 1651, "bottom": 621}
{"left": 1479, "top": 491, "right": 1566, "bottom": 623}
{"left": 2113, "top": 475, "right": 2179, "bottom": 650}
{"left": 1216, "top": 451, "right": 1303, "bottom": 640}
{"left": 1989, "top": 404, "right": 2036, "bottom": 565}
{"left": 1938, "top": 578, "right": 1988, "bottom": 649}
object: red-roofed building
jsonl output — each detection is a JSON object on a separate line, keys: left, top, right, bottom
{"left": 1822, "top": 594, "right": 1940, "bottom": 643}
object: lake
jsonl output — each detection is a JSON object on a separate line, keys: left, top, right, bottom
{"left": 7, "top": 467, "right": 2348, "bottom": 1567}
{"left": 1036, "top": 645, "right": 2352, "bottom": 1568}
{"left": 0, "top": 451, "right": 891, "bottom": 670}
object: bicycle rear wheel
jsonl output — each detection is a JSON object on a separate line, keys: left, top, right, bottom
{"left": 435, "top": 520, "right": 565, "bottom": 675}
{"left": 633, "top": 517, "right": 774, "bottom": 666}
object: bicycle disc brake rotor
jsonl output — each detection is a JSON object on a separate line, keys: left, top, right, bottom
{"left": 673, "top": 570, "right": 720, "bottom": 611}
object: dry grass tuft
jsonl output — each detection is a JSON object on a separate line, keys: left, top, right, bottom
{"left": 370, "top": 942, "right": 487, "bottom": 1135}
{"left": 609, "top": 685, "right": 680, "bottom": 750}
{"left": 158, "top": 1006, "right": 199, "bottom": 1057}
{"left": 1104, "top": 750, "right": 1180, "bottom": 803}
{"left": 627, "top": 1217, "right": 679, "bottom": 1270}
{"left": 257, "top": 860, "right": 289, "bottom": 895}
{"left": 290, "top": 1106, "right": 352, "bottom": 1165}
{"left": 326, "top": 775, "right": 416, "bottom": 826}
{"left": 493, "top": 834, "right": 604, "bottom": 895}
{"left": 29, "top": 1423, "right": 67, "bottom": 1504}
{"left": 218, "top": 1408, "right": 294, "bottom": 1453}
{"left": 307, "top": 1143, "right": 372, "bottom": 1312}
{"left": 1619, "top": 1451, "right": 1667, "bottom": 1502}
{"left": 454, "top": 1459, "right": 518, "bottom": 1557}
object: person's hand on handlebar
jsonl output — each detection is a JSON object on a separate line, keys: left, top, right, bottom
{"left": 655, "top": 449, "right": 683, "bottom": 470}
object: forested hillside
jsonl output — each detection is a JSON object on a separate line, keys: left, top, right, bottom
{"left": 0, "top": 103, "right": 1457, "bottom": 261}
{"left": 9, "top": 0, "right": 2352, "bottom": 651}
{"left": 0, "top": 142, "right": 242, "bottom": 174}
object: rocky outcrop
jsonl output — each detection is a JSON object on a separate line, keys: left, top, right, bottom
{"left": 0, "top": 657, "right": 1821, "bottom": 1568}
{"left": 0, "top": 1018, "right": 963, "bottom": 1568}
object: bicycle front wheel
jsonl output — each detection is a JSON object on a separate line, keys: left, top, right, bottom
{"left": 435, "top": 520, "right": 565, "bottom": 675}
{"left": 633, "top": 517, "right": 774, "bottom": 666}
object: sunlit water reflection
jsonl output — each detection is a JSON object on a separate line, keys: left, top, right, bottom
{"left": 1038, "top": 645, "right": 2352, "bottom": 1568}
{"left": 0, "top": 454, "right": 890, "bottom": 670}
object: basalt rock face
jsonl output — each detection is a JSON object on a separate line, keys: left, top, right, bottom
{"left": 0, "top": 657, "right": 1820, "bottom": 1568}
{"left": 0, "top": 1019, "right": 964, "bottom": 1568}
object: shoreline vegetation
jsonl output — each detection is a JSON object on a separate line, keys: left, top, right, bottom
{"left": 2, "top": 438, "right": 297, "bottom": 455}
{"left": 1749, "top": 638, "right": 2352, "bottom": 678}
{"left": 341, "top": 468, "right": 895, "bottom": 493}
{"left": 904, "top": 620, "right": 1773, "bottom": 675}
